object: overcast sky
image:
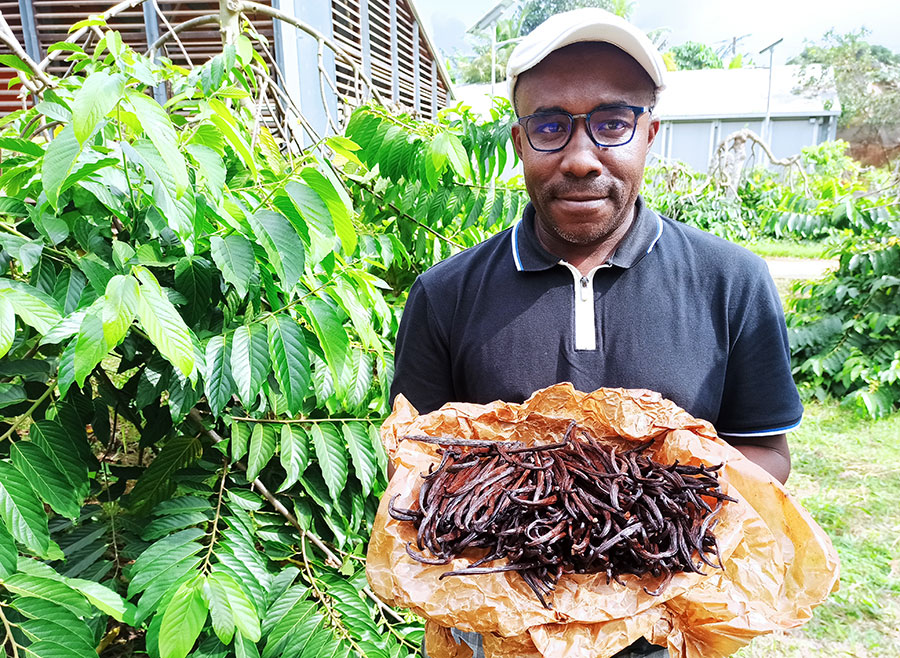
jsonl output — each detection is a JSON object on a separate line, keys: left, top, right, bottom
{"left": 418, "top": 0, "right": 900, "bottom": 66}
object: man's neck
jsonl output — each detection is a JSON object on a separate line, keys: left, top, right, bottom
{"left": 535, "top": 207, "right": 637, "bottom": 276}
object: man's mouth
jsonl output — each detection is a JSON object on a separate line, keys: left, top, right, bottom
{"left": 556, "top": 195, "right": 607, "bottom": 203}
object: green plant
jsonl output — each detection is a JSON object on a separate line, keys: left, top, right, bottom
{"left": 787, "top": 233, "right": 900, "bottom": 418}
{"left": 642, "top": 161, "right": 751, "bottom": 240}
{"left": 0, "top": 19, "right": 523, "bottom": 658}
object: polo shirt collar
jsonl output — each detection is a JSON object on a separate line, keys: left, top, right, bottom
{"left": 510, "top": 196, "right": 664, "bottom": 272}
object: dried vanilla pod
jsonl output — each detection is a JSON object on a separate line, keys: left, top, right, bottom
{"left": 389, "top": 421, "right": 736, "bottom": 609}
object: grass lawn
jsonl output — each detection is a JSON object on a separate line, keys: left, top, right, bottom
{"left": 739, "top": 238, "right": 832, "bottom": 259}
{"left": 735, "top": 401, "right": 900, "bottom": 657}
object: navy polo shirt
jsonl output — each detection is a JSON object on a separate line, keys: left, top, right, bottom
{"left": 390, "top": 196, "right": 803, "bottom": 439}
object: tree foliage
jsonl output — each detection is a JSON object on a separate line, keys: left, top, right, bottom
{"left": 519, "top": 0, "right": 633, "bottom": 35}
{"left": 667, "top": 41, "right": 723, "bottom": 71}
{"left": 790, "top": 29, "right": 900, "bottom": 136}
{"left": 0, "top": 20, "right": 525, "bottom": 658}
{"left": 450, "top": 0, "right": 634, "bottom": 85}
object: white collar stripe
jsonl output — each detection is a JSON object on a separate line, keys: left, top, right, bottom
{"left": 511, "top": 220, "right": 524, "bottom": 271}
{"left": 718, "top": 419, "right": 803, "bottom": 437}
{"left": 646, "top": 213, "right": 664, "bottom": 254}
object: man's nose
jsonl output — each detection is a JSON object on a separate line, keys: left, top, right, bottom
{"left": 559, "top": 118, "right": 603, "bottom": 177}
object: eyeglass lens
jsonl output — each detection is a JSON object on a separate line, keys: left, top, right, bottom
{"left": 525, "top": 107, "right": 638, "bottom": 150}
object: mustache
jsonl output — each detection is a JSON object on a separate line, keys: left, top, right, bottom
{"left": 546, "top": 181, "right": 616, "bottom": 199}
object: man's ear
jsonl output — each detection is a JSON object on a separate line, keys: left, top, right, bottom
{"left": 511, "top": 122, "right": 526, "bottom": 159}
{"left": 645, "top": 118, "right": 661, "bottom": 153}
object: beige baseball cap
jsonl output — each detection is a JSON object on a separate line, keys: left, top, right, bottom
{"left": 506, "top": 8, "right": 666, "bottom": 105}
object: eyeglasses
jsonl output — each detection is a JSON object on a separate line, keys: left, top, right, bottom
{"left": 517, "top": 105, "right": 651, "bottom": 152}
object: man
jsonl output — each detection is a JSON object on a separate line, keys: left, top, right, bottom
{"left": 390, "top": 8, "right": 803, "bottom": 657}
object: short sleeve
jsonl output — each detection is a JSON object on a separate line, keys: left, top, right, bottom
{"left": 389, "top": 278, "right": 456, "bottom": 415}
{"left": 716, "top": 269, "right": 803, "bottom": 438}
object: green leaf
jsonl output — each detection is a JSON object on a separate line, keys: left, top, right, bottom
{"left": 207, "top": 99, "right": 257, "bottom": 176}
{"left": 186, "top": 144, "right": 225, "bottom": 200}
{"left": 434, "top": 132, "right": 472, "bottom": 179}
{"left": 174, "top": 256, "right": 213, "bottom": 325}
{"left": 2, "top": 573, "right": 91, "bottom": 616}
{"left": 345, "top": 349, "right": 373, "bottom": 409}
{"left": 209, "top": 570, "right": 260, "bottom": 642}
{"left": 204, "top": 334, "right": 235, "bottom": 416}
{"left": 278, "top": 424, "right": 309, "bottom": 491}
{"left": 226, "top": 490, "right": 263, "bottom": 511}
{"left": 19, "top": 619, "right": 96, "bottom": 658}
{"left": 128, "top": 89, "right": 189, "bottom": 195}
{"left": 342, "top": 422, "right": 377, "bottom": 498}
{"left": 141, "top": 511, "right": 211, "bottom": 541}
{"left": 0, "top": 520, "right": 16, "bottom": 578}
{"left": 231, "top": 324, "right": 269, "bottom": 406}
{"left": 65, "top": 577, "right": 133, "bottom": 622}
{"left": 126, "top": 528, "right": 204, "bottom": 597}
{"left": 248, "top": 210, "right": 305, "bottom": 291}
{"left": 127, "top": 141, "right": 195, "bottom": 250}
{"left": 159, "top": 578, "right": 208, "bottom": 658}
{"left": 203, "top": 573, "right": 235, "bottom": 644}
{"left": 73, "top": 308, "right": 107, "bottom": 387}
{"left": 0, "top": 292, "right": 14, "bottom": 359}
{"left": 152, "top": 495, "right": 212, "bottom": 516}
{"left": 71, "top": 70, "right": 124, "bottom": 144}
{"left": 0, "top": 461, "right": 50, "bottom": 556}
{"left": 42, "top": 124, "right": 82, "bottom": 209}
{"left": 112, "top": 240, "right": 135, "bottom": 269}
{"left": 0, "top": 279, "right": 62, "bottom": 333}
{"left": 0, "top": 136, "right": 44, "bottom": 157}
{"left": 231, "top": 419, "right": 251, "bottom": 462}
{"left": 10, "top": 442, "right": 81, "bottom": 519}
{"left": 267, "top": 316, "right": 311, "bottom": 415}
{"left": 0, "top": 383, "right": 26, "bottom": 409}
{"left": 262, "top": 599, "right": 322, "bottom": 658}
{"left": 28, "top": 420, "right": 89, "bottom": 499}
{"left": 56, "top": 339, "right": 76, "bottom": 398}
{"left": 301, "top": 167, "right": 356, "bottom": 255}
{"left": 235, "top": 632, "right": 259, "bottom": 658}
{"left": 210, "top": 234, "right": 255, "bottom": 298}
{"left": 135, "top": 268, "right": 196, "bottom": 382}
{"left": 51, "top": 268, "right": 86, "bottom": 316}
{"left": 246, "top": 423, "right": 276, "bottom": 481}
{"left": 310, "top": 423, "right": 348, "bottom": 506}
{"left": 304, "top": 297, "right": 350, "bottom": 395}
{"left": 128, "top": 436, "right": 202, "bottom": 512}
{"left": 0, "top": 54, "right": 30, "bottom": 73}
{"left": 284, "top": 181, "right": 333, "bottom": 267}
{"left": 102, "top": 274, "right": 138, "bottom": 348}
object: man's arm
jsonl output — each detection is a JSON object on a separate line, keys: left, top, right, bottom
{"left": 727, "top": 433, "right": 791, "bottom": 484}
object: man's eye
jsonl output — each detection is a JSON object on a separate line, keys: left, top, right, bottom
{"left": 596, "top": 120, "right": 628, "bottom": 132}
{"left": 535, "top": 121, "right": 566, "bottom": 134}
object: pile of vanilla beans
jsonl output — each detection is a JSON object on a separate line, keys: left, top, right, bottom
{"left": 389, "top": 422, "right": 737, "bottom": 608}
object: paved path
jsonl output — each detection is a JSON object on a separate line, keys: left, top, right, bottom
{"left": 765, "top": 257, "right": 837, "bottom": 281}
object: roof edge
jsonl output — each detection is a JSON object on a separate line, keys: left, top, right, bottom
{"left": 658, "top": 110, "right": 842, "bottom": 121}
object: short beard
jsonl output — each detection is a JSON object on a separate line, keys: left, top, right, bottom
{"left": 528, "top": 179, "right": 628, "bottom": 247}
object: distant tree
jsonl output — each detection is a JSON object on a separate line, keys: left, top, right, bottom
{"left": 451, "top": 0, "right": 634, "bottom": 85}
{"left": 519, "top": 0, "right": 634, "bottom": 36}
{"left": 668, "top": 41, "right": 723, "bottom": 70}
{"left": 789, "top": 28, "right": 900, "bottom": 141}
{"left": 450, "top": 16, "right": 525, "bottom": 85}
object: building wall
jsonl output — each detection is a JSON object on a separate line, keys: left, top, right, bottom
{"left": 0, "top": 0, "right": 451, "bottom": 123}
{"left": 651, "top": 115, "right": 839, "bottom": 172}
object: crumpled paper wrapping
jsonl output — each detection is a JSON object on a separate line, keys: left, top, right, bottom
{"left": 366, "top": 384, "right": 840, "bottom": 658}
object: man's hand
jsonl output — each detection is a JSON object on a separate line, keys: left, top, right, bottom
{"left": 728, "top": 433, "right": 791, "bottom": 484}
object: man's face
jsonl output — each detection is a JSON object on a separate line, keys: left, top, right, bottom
{"left": 511, "top": 43, "right": 660, "bottom": 252}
